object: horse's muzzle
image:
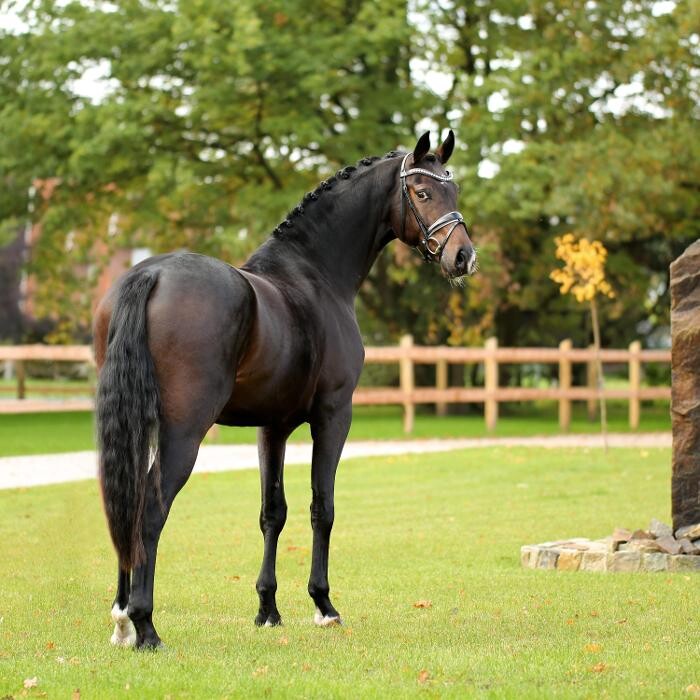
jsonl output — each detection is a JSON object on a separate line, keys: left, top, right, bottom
{"left": 448, "top": 244, "right": 477, "bottom": 278}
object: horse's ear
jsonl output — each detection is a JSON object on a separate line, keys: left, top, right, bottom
{"left": 412, "top": 131, "right": 431, "bottom": 163}
{"left": 436, "top": 129, "right": 455, "bottom": 165}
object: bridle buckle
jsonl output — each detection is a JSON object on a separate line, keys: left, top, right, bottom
{"left": 425, "top": 237, "right": 442, "bottom": 256}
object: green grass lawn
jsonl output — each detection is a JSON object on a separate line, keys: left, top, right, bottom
{"left": 0, "top": 402, "right": 670, "bottom": 458}
{"left": 1, "top": 446, "right": 697, "bottom": 698}
{"left": 0, "top": 378, "right": 93, "bottom": 400}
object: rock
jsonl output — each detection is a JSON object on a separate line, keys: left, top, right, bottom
{"left": 649, "top": 518, "right": 673, "bottom": 539}
{"left": 611, "top": 528, "right": 632, "bottom": 550}
{"left": 675, "top": 523, "right": 700, "bottom": 541}
{"left": 630, "top": 529, "right": 653, "bottom": 540}
{"left": 537, "top": 549, "right": 559, "bottom": 569}
{"left": 619, "top": 539, "right": 662, "bottom": 553}
{"left": 609, "top": 551, "right": 641, "bottom": 573}
{"left": 668, "top": 555, "right": 700, "bottom": 572}
{"left": 580, "top": 551, "right": 608, "bottom": 572}
{"left": 589, "top": 537, "right": 615, "bottom": 553}
{"left": 557, "top": 540, "right": 591, "bottom": 551}
{"left": 557, "top": 551, "right": 582, "bottom": 571}
{"left": 521, "top": 546, "right": 538, "bottom": 569}
{"left": 670, "top": 241, "right": 700, "bottom": 533}
{"left": 655, "top": 535, "right": 683, "bottom": 555}
{"left": 538, "top": 540, "right": 568, "bottom": 548}
{"left": 678, "top": 538, "right": 700, "bottom": 555}
{"left": 641, "top": 553, "right": 669, "bottom": 572}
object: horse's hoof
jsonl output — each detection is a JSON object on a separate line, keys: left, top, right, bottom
{"left": 135, "top": 637, "right": 164, "bottom": 651}
{"left": 314, "top": 608, "right": 342, "bottom": 627}
{"left": 255, "top": 611, "right": 283, "bottom": 627}
{"left": 110, "top": 604, "right": 136, "bottom": 647}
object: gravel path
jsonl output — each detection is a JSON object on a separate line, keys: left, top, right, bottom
{"left": 0, "top": 432, "right": 670, "bottom": 491}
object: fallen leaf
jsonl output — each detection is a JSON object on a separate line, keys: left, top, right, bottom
{"left": 590, "top": 611, "right": 599, "bottom": 617}
{"left": 418, "top": 669, "right": 430, "bottom": 684}
{"left": 591, "top": 662, "right": 607, "bottom": 673}
{"left": 301, "top": 663, "right": 311, "bottom": 672}
{"left": 24, "top": 677, "right": 38, "bottom": 689}
{"left": 277, "top": 636, "right": 289, "bottom": 646}
{"left": 585, "top": 643, "right": 602, "bottom": 653}
{"left": 413, "top": 600, "right": 432, "bottom": 609}
{"left": 685, "top": 684, "right": 700, "bottom": 697}
{"left": 45, "top": 642, "right": 55, "bottom": 650}
{"left": 252, "top": 665, "right": 269, "bottom": 678}
{"left": 68, "top": 656, "right": 80, "bottom": 665}
{"left": 72, "top": 689, "right": 81, "bottom": 700}
{"left": 615, "top": 619, "right": 627, "bottom": 625}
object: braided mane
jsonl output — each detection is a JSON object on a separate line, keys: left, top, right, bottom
{"left": 272, "top": 151, "right": 404, "bottom": 238}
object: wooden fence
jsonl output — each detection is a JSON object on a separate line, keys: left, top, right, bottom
{"left": 0, "top": 338, "right": 671, "bottom": 433}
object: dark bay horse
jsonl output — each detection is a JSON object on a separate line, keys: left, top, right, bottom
{"left": 94, "top": 130, "right": 476, "bottom": 649}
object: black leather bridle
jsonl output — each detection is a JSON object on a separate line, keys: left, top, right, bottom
{"left": 399, "top": 152, "right": 468, "bottom": 263}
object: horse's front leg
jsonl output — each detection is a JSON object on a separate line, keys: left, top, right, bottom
{"left": 308, "top": 402, "right": 351, "bottom": 626}
{"left": 255, "top": 426, "right": 289, "bottom": 627}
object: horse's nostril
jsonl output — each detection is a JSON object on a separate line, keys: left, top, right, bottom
{"left": 455, "top": 248, "right": 467, "bottom": 272}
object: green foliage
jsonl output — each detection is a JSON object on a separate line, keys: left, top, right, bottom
{"left": 427, "top": 0, "right": 699, "bottom": 348}
{"left": 0, "top": 0, "right": 419, "bottom": 336}
{"left": 0, "top": 0, "right": 697, "bottom": 345}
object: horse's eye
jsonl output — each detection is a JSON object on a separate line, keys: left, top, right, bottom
{"left": 416, "top": 190, "right": 430, "bottom": 201}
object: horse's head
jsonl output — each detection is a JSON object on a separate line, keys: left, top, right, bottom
{"left": 392, "top": 131, "right": 476, "bottom": 280}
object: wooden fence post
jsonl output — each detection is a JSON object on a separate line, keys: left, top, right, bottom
{"left": 586, "top": 345, "right": 597, "bottom": 421}
{"left": 16, "top": 360, "right": 25, "bottom": 399}
{"left": 400, "top": 334, "right": 414, "bottom": 434}
{"left": 629, "top": 340, "right": 641, "bottom": 430}
{"left": 559, "top": 339, "right": 572, "bottom": 431}
{"left": 435, "top": 359, "right": 448, "bottom": 416}
{"left": 484, "top": 337, "right": 498, "bottom": 432}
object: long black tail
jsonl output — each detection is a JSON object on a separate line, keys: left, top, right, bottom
{"left": 97, "top": 268, "right": 161, "bottom": 571}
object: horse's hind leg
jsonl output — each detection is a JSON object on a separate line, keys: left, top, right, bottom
{"left": 110, "top": 567, "right": 136, "bottom": 646}
{"left": 128, "top": 425, "right": 202, "bottom": 649}
{"left": 255, "top": 426, "right": 289, "bottom": 627}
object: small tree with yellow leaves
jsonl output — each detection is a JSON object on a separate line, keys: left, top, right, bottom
{"left": 550, "top": 234, "right": 615, "bottom": 446}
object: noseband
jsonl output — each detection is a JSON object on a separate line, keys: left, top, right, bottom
{"left": 399, "top": 153, "right": 467, "bottom": 263}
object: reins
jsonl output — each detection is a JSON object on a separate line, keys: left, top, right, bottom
{"left": 399, "top": 152, "right": 467, "bottom": 263}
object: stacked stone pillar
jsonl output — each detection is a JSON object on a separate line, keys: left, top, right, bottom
{"left": 671, "top": 240, "right": 700, "bottom": 532}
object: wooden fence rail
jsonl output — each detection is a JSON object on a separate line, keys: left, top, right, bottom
{"left": 0, "top": 339, "right": 671, "bottom": 433}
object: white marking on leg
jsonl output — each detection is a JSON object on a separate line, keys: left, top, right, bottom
{"left": 313, "top": 607, "right": 341, "bottom": 627}
{"left": 110, "top": 604, "right": 136, "bottom": 647}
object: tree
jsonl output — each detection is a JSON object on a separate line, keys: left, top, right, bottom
{"left": 0, "top": 0, "right": 423, "bottom": 337}
{"left": 412, "top": 0, "right": 699, "bottom": 350}
{"left": 1, "top": 0, "right": 698, "bottom": 352}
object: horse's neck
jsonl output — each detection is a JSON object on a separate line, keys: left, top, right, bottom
{"left": 295, "top": 164, "right": 397, "bottom": 299}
